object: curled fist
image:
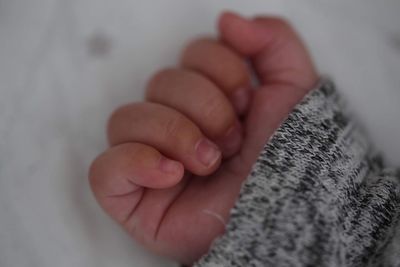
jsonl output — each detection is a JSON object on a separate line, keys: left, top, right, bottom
{"left": 89, "top": 12, "right": 317, "bottom": 265}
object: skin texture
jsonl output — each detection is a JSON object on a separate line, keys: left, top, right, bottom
{"left": 89, "top": 12, "right": 318, "bottom": 265}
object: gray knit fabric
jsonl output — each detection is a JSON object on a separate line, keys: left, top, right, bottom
{"left": 194, "top": 80, "right": 400, "bottom": 267}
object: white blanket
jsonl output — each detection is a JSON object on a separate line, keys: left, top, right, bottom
{"left": 1, "top": 1, "right": 399, "bottom": 266}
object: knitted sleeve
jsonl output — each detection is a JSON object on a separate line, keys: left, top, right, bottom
{"left": 193, "top": 80, "right": 400, "bottom": 267}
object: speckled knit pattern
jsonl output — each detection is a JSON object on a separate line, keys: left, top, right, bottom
{"left": 194, "top": 80, "right": 400, "bottom": 267}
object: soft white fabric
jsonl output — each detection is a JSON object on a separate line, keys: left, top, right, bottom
{"left": 0, "top": 1, "right": 399, "bottom": 266}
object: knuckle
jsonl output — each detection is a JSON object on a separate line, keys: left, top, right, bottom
{"left": 162, "top": 114, "right": 186, "bottom": 140}
{"left": 146, "top": 68, "right": 178, "bottom": 97}
{"left": 182, "top": 38, "right": 221, "bottom": 67}
{"left": 108, "top": 104, "right": 131, "bottom": 130}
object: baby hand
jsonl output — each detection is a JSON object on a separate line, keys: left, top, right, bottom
{"left": 89, "top": 12, "right": 317, "bottom": 265}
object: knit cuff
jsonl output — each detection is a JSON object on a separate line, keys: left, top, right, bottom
{"left": 193, "top": 79, "right": 400, "bottom": 267}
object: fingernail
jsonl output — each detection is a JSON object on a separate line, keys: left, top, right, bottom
{"left": 158, "top": 157, "right": 182, "bottom": 174}
{"left": 231, "top": 88, "right": 250, "bottom": 114}
{"left": 195, "top": 138, "right": 221, "bottom": 167}
{"left": 220, "top": 122, "right": 242, "bottom": 156}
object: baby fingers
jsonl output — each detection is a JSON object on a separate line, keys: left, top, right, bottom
{"left": 146, "top": 69, "right": 242, "bottom": 158}
{"left": 108, "top": 102, "right": 222, "bottom": 176}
